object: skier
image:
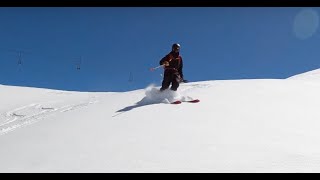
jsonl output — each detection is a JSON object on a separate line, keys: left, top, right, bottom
{"left": 159, "top": 43, "right": 186, "bottom": 91}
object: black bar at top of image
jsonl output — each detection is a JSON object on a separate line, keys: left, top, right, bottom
{"left": 1, "top": 0, "right": 320, "bottom": 7}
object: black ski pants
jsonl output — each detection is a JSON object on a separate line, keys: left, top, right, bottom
{"left": 160, "top": 70, "right": 181, "bottom": 91}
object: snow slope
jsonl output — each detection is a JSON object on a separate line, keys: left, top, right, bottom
{"left": 2, "top": 69, "right": 320, "bottom": 172}
{"left": 287, "top": 68, "right": 320, "bottom": 81}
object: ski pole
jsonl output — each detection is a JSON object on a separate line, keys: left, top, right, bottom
{"left": 149, "top": 64, "right": 164, "bottom": 71}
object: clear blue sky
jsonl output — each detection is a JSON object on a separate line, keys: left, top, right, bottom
{"left": 0, "top": 7, "right": 319, "bottom": 92}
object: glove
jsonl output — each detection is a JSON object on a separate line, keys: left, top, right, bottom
{"left": 162, "top": 61, "right": 169, "bottom": 67}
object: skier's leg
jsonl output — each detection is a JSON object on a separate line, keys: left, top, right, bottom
{"left": 170, "top": 73, "right": 180, "bottom": 91}
{"left": 160, "top": 73, "right": 171, "bottom": 91}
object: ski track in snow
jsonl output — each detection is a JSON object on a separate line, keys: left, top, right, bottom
{"left": 0, "top": 99, "right": 99, "bottom": 135}
{"left": 180, "top": 83, "right": 212, "bottom": 93}
{"left": 0, "top": 83, "right": 209, "bottom": 135}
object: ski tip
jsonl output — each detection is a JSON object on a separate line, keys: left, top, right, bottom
{"left": 188, "top": 99, "right": 200, "bottom": 103}
{"left": 171, "top": 100, "right": 182, "bottom": 104}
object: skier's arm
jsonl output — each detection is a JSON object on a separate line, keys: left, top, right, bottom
{"left": 159, "top": 56, "right": 166, "bottom": 65}
{"left": 159, "top": 54, "right": 171, "bottom": 66}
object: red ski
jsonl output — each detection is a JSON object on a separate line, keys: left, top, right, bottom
{"left": 185, "top": 99, "right": 200, "bottom": 103}
{"left": 171, "top": 99, "right": 200, "bottom": 104}
{"left": 171, "top": 100, "right": 182, "bottom": 104}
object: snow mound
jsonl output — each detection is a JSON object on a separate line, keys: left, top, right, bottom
{"left": 140, "top": 84, "right": 182, "bottom": 104}
{"left": 287, "top": 68, "right": 320, "bottom": 81}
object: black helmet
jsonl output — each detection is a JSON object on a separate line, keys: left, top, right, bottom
{"left": 172, "top": 43, "right": 181, "bottom": 52}
{"left": 172, "top": 43, "right": 181, "bottom": 49}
